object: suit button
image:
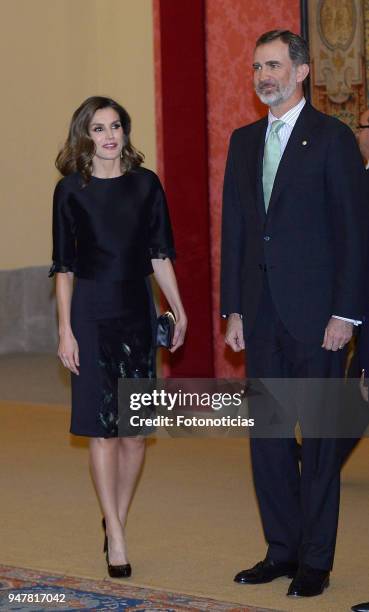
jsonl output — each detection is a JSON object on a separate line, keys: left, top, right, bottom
{"left": 264, "top": 235, "right": 271, "bottom": 241}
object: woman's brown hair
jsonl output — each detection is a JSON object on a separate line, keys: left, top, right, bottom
{"left": 56, "top": 96, "right": 144, "bottom": 184}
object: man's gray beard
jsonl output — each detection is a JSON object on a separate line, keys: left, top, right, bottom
{"left": 256, "top": 71, "right": 297, "bottom": 107}
{"left": 258, "top": 89, "right": 285, "bottom": 106}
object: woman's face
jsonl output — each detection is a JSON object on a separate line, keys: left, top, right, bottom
{"left": 89, "top": 107, "right": 124, "bottom": 162}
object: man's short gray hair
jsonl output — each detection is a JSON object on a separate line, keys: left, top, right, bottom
{"left": 255, "top": 30, "right": 310, "bottom": 66}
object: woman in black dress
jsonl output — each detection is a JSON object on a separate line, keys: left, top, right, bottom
{"left": 49, "top": 96, "right": 187, "bottom": 577}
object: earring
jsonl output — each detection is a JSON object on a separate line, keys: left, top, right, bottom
{"left": 120, "top": 148, "right": 124, "bottom": 159}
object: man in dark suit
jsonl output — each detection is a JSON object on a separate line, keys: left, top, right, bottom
{"left": 221, "top": 30, "right": 367, "bottom": 598}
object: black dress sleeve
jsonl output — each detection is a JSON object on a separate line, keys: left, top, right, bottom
{"left": 48, "top": 179, "right": 76, "bottom": 277}
{"left": 149, "top": 176, "right": 176, "bottom": 261}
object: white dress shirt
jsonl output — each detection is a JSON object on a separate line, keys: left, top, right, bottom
{"left": 266, "top": 96, "right": 306, "bottom": 150}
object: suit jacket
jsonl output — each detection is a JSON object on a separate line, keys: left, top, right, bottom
{"left": 221, "top": 102, "right": 368, "bottom": 343}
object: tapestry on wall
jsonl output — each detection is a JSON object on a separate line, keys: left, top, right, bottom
{"left": 303, "top": 0, "right": 366, "bottom": 130}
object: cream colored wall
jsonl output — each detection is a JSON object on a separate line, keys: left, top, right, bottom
{"left": 0, "top": 0, "right": 156, "bottom": 269}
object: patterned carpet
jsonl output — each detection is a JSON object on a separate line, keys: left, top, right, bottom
{"left": 0, "top": 564, "right": 279, "bottom": 611}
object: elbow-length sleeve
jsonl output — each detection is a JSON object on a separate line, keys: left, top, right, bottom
{"left": 48, "top": 179, "right": 76, "bottom": 277}
{"left": 149, "top": 176, "right": 176, "bottom": 261}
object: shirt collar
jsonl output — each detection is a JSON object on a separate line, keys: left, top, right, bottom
{"left": 268, "top": 97, "right": 306, "bottom": 128}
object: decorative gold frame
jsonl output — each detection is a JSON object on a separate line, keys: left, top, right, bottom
{"left": 301, "top": 0, "right": 366, "bottom": 129}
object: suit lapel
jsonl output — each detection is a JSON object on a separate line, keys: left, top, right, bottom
{"left": 266, "top": 103, "right": 319, "bottom": 217}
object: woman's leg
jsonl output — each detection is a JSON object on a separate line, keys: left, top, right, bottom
{"left": 117, "top": 437, "right": 146, "bottom": 527}
{"left": 89, "top": 437, "right": 128, "bottom": 564}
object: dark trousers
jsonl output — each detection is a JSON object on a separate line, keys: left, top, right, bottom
{"left": 245, "top": 277, "right": 346, "bottom": 571}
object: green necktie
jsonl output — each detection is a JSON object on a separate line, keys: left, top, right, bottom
{"left": 262, "top": 119, "right": 284, "bottom": 211}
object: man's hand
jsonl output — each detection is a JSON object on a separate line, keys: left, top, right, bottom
{"left": 225, "top": 313, "right": 245, "bottom": 352}
{"left": 321, "top": 317, "right": 353, "bottom": 351}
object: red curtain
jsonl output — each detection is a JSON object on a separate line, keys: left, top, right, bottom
{"left": 154, "top": 0, "right": 300, "bottom": 377}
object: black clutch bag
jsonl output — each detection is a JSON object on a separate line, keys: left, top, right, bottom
{"left": 156, "top": 311, "right": 176, "bottom": 348}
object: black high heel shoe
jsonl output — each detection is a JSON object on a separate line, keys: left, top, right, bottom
{"left": 102, "top": 518, "right": 132, "bottom": 578}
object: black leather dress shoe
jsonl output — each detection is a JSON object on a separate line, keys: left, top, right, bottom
{"left": 287, "top": 564, "right": 329, "bottom": 597}
{"left": 234, "top": 558, "right": 298, "bottom": 584}
{"left": 351, "top": 603, "right": 369, "bottom": 612}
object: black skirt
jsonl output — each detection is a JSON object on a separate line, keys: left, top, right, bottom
{"left": 70, "top": 277, "right": 156, "bottom": 437}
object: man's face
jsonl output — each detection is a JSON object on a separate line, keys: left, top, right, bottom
{"left": 357, "top": 109, "right": 369, "bottom": 160}
{"left": 253, "top": 39, "right": 300, "bottom": 107}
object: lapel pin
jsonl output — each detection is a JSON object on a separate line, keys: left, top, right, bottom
{"left": 302, "top": 140, "right": 308, "bottom": 146}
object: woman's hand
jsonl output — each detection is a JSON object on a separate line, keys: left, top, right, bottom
{"left": 152, "top": 258, "right": 187, "bottom": 353}
{"left": 58, "top": 329, "right": 80, "bottom": 375}
{"left": 55, "top": 272, "right": 78, "bottom": 372}
{"left": 170, "top": 312, "right": 187, "bottom": 353}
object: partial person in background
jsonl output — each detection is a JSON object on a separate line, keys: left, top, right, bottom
{"left": 356, "top": 107, "right": 369, "bottom": 403}
{"left": 49, "top": 96, "right": 187, "bottom": 578}
{"left": 339, "top": 110, "right": 369, "bottom": 462}
{"left": 346, "top": 109, "right": 369, "bottom": 395}
{"left": 350, "top": 109, "right": 369, "bottom": 612}
{"left": 221, "top": 30, "right": 367, "bottom": 598}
